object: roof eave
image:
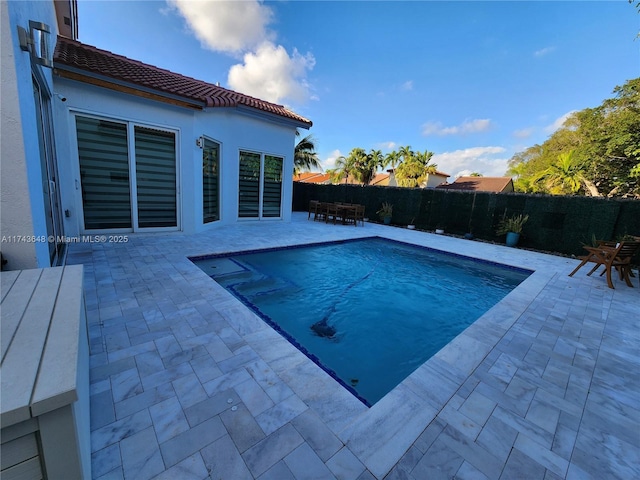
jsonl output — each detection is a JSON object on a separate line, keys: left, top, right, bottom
{"left": 53, "top": 62, "right": 207, "bottom": 110}
{"left": 235, "top": 104, "right": 312, "bottom": 130}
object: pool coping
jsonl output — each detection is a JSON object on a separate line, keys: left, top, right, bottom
{"left": 186, "top": 227, "right": 558, "bottom": 478}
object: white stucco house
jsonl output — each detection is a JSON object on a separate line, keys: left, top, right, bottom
{"left": 1, "top": 0, "right": 311, "bottom": 271}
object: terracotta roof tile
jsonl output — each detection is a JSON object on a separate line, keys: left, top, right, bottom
{"left": 436, "top": 176, "right": 514, "bottom": 193}
{"left": 294, "top": 173, "right": 330, "bottom": 184}
{"left": 53, "top": 36, "right": 312, "bottom": 126}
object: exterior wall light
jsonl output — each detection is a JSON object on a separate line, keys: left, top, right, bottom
{"left": 17, "top": 21, "right": 53, "bottom": 68}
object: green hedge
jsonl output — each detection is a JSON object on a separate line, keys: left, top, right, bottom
{"left": 293, "top": 183, "right": 640, "bottom": 256}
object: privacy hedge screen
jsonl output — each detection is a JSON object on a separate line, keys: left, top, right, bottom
{"left": 293, "top": 183, "right": 640, "bottom": 256}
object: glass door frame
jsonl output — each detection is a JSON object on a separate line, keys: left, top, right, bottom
{"left": 72, "top": 111, "right": 181, "bottom": 234}
{"left": 237, "top": 150, "right": 284, "bottom": 221}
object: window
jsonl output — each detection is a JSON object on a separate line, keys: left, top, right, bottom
{"left": 203, "top": 139, "right": 220, "bottom": 223}
{"left": 75, "top": 115, "right": 178, "bottom": 231}
{"left": 238, "top": 151, "right": 283, "bottom": 219}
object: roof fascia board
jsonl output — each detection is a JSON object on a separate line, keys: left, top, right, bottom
{"left": 54, "top": 63, "right": 206, "bottom": 109}
{"left": 235, "top": 104, "right": 311, "bottom": 130}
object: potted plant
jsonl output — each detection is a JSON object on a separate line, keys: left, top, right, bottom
{"left": 496, "top": 213, "right": 529, "bottom": 247}
{"left": 377, "top": 202, "right": 393, "bottom": 225}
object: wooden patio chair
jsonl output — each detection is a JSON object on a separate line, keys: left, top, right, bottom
{"left": 568, "top": 240, "right": 640, "bottom": 288}
{"left": 308, "top": 200, "right": 320, "bottom": 220}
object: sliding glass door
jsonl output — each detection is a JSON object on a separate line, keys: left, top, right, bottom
{"left": 76, "top": 115, "right": 178, "bottom": 231}
{"left": 238, "top": 151, "right": 283, "bottom": 219}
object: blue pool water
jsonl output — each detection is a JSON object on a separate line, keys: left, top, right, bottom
{"left": 192, "top": 237, "right": 531, "bottom": 405}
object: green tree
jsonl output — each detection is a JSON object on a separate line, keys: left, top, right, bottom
{"left": 327, "top": 155, "right": 352, "bottom": 183}
{"left": 385, "top": 150, "right": 402, "bottom": 170}
{"left": 508, "top": 78, "right": 640, "bottom": 197}
{"left": 395, "top": 150, "right": 437, "bottom": 187}
{"left": 294, "top": 132, "right": 321, "bottom": 175}
{"left": 533, "top": 150, "right": 596, "bottom": 195}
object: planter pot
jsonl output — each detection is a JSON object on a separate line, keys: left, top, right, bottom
{"left": 506, "top": 231, "right": 520, "bottom": 247}
{"left": 407, "top": 225, "right": 415, "bottom": 230}
{"left": 435, "top": 229, "right": 444, "bottom": 234}
{"left": 383, "top": 216, "right": 391, "bottom": 225}
{"left": 464, "top": 233, "right": 474, "bottom": 240}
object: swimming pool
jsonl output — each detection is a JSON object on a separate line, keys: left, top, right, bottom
{"left": 191, "top": 237, "right": 531, "bottom": 405}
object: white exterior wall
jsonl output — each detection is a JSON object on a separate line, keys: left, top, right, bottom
{"left": 424, "top": 173, "right": 449, "bottom": 189}
{"left": 53, "top": 77, "right": 297, "bottom": 236}
{"left": 1, "top": 0, "right": 58, "bottom": 269}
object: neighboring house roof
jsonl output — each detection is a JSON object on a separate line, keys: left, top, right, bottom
{"left": 429, "top": 171, "right": 451, "bottom": 178}
{"left": 370, "top": 173, "right": 390, "bottom": 186}
{"left": 436, "top": 176, "right": 514, "bottom": 193}
{"left": 293, "top": 173, "right": 331, "bottom": 184}
{"left": 53, "top": 36, "right": 312, "bottom": 127}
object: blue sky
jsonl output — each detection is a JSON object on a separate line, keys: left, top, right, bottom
{"left": 77, "top": 1, "right": 639, "bottom": 178}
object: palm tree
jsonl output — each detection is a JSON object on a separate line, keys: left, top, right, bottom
{"left": 294, "top": 131, "right": 321, "bottom": 175}
{"left": 385, "top": 150, "right": 402, "bottom": 170}
{"left": 395, "top": 150, "right": 437, "bottom": 187}
{"left": 535, "top": 150, "right": 599, "bottom": 195}
{"left": 398, "top": 145, "right": 414, "bottom": 164}
{"left": 327, "top": 155, "right": 352, "bottom": 183}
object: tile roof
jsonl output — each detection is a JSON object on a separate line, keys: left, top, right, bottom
{"left": 370, "top": 173, "right": 390, "bottom": 186}
{"left": 53, "top": 36, "right": 312, "bottom": 127}
{"left": 293, "top": 172, "right": 330, "bottom": 183}
{"left": 436, "top": 176, "right": 514, "bottom": 193}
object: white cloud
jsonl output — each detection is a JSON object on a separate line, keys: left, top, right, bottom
{"left": 513, "top": 127, "right": 534, "bottom": 139}
{"left": 401, "top": 80, "right": 413, "bottom": 91}
{"left": 376, "top": 141, "right": 398, "bottom": 151}
{"left": 432, "top": 146, "right": 509, "bottom": 178}
{"left": 544, "top": 111, "right": 576, "bottom": 134}
{"left": 167, "top": 0, "right": 274, "bottom": 54}
{"left": 321, "top": 149, "right": 344, "bottom": 171}
{"left": 534, "top": 46, "right": 556, "bottom": 57}
{"left": 228, "top": 42, "right": 316, "bottom": 104}
{"left": 422, "top": 118, "right": 493, "bottom": 136}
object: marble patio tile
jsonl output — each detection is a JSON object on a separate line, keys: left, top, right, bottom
{"left": 326, "top": 446, "right": 367, "bottom": 480}
{"left": 487, "top": 353, "right": 519, "bottom": 384}
{"left": 217, "top": 344, "right": 261, "bottom": 374}
{"left": 220, "top": 402, "right": 266, "bottom": 453}
{"left": 438, "top": 424, "right": 503, "bottom": 479}
{"left": 172, "top": 372, "right": 208, "bottom": 409}
{"left": 114, "top": 382, "right": 174, "bottom": 419}
{"left": 436, "top": 403, "right": 482, "bottom": 441}
{"left": 242, "top": 423, "right": 304, "bottom": 478}
{"left": 203, "top": 334, "right": 235, "bottom": 363}
{"left": 284, "top": 443, "right": 335, "bottom": 480}
{"left": 492, "top": 406, "right": 554, "bottom": 450}
{"left": 135, "top": 349, "right": 165, "bottom": 378}
{"left": 525, "top": 398, "right": 561, "bottom": 434}
{"left": 255, "top": 392, "right": 308, "bottom": 436}
{"left": 383, "top": 445, "right": 422, "bottom": 480}
{"left": 94, "top": 466, "right": 124, "bottom": 480}
{"left": 234, "top": 377, "right": 274, "bottom": 417}
{"left": 90, "top": 390, "right": 115, "bottom": 430}
{"left": 151, "top": 453, "right": 209, "bottom": 480}
{"left": 458, "top": 390, "right": 497, "bottom": 427}
{"left": 551, "top": 422, "right": 578, "bottom": 461}
{"left": 91, "top": 409, "right": 152, "bottom": 453}
{"left": 291, "top": 409, "right": 343, "bottom": 462}
{"left": 140, "top": 361, "right": 193, "bottom": 390}
{"left": 160, "top": 416, "right": 227, "bottom": 468}
{"left": 475, "top": 416, "right": 518, "bottom": 465}
{"left": 189, "top": 353, "right": 223, "bottom": 384}
{"left": 501, "top": 448, "right": 546, "bottom": 480}
{"left": 149, "top": 396, "right": 190, "bottom": 444}
{"left": 91, "top": 443, "right": 121, "bottom": 479}
{"left": 120, "top": 426, "right": 164, "bottom": 480}
{"left": 454, "top": 461, "right": 490, "bottom": 480}
{"left": 257, "top": 460, "right": 295, "bottom": 480}
{"left": 91, "top": 356, "right": 136, "bottom": 383}
{"left": 200, "top": 435, "right": 253, "bottom": 480}
{"left": 110, "top": 367, "right": 143, "bottom": 403}
{"left": 161, "top": 344, "right": 208, "bottom": 369}
{"left": 202, "top": 367, "right": 252, "bottom": 397}
{"left": 184, "top": 388, "right": 239, "bottom": 427}
{"left": 513, "top": 433, "right": 569, "bottom": 478}
{"left": 410, "top": 437, "right": 465, "bottom": 480}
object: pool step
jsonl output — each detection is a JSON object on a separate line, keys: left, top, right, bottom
{"left": 234, "top": 275, "right": 300, "bottom": 299}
